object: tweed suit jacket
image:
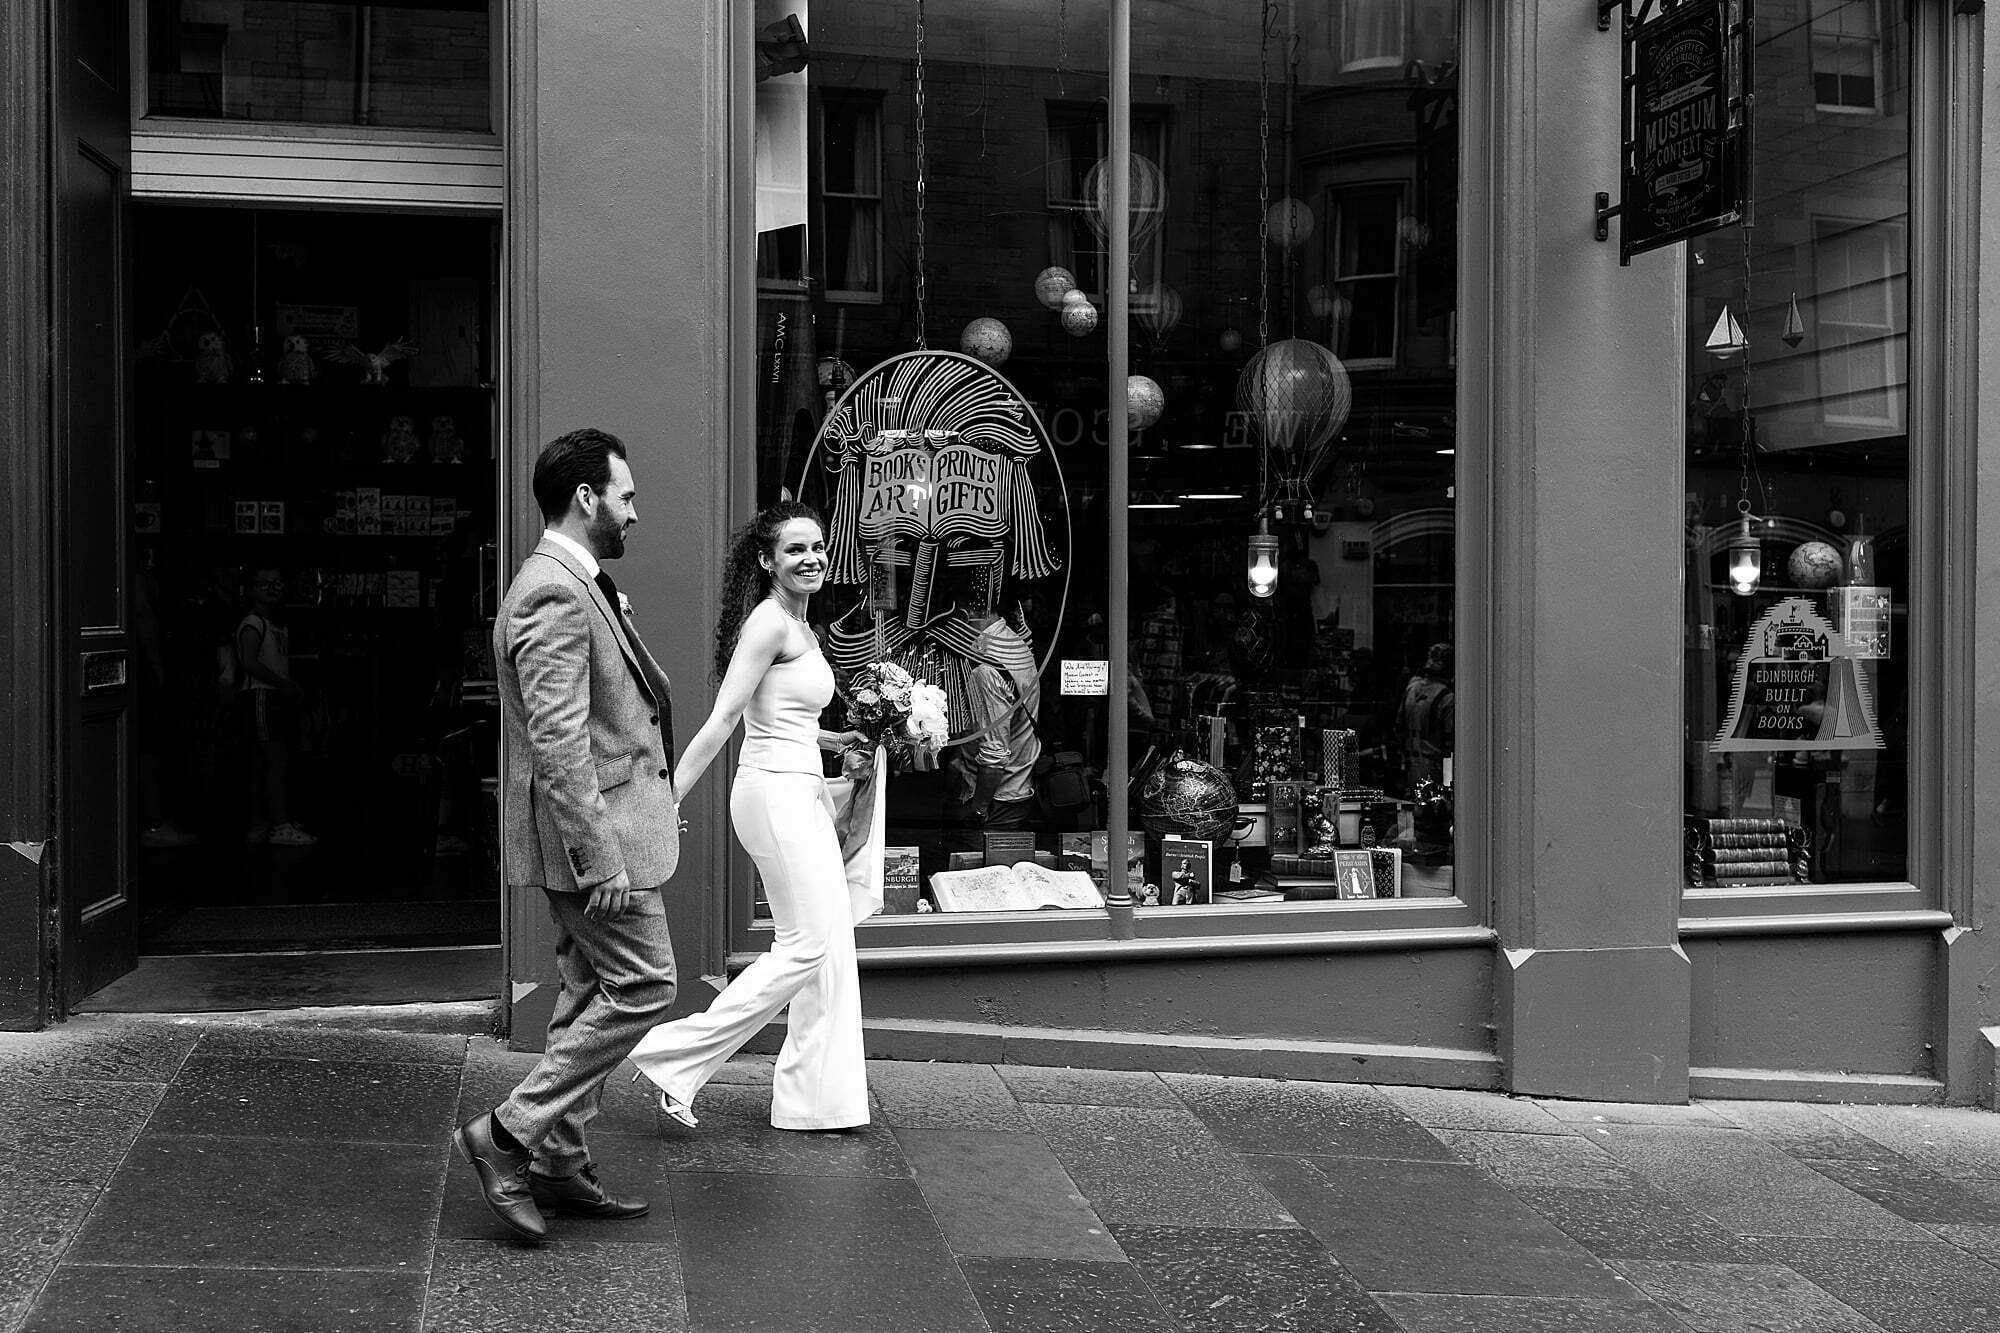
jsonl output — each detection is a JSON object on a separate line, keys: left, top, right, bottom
{"left": 496, "top": 536, "right": 679, "bottom": 892}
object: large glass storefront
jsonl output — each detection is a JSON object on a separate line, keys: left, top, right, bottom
{"left": 752, "top": 0, "right": 1460, "bottom": 918}
{"left": 1682, "top": 0, "right": 1909, "bottom": 892}
{"left": 131, "top": 206, "right": 501, "bottom": 951}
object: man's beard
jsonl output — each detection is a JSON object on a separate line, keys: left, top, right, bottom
{"left": 590, "top": 510, "right": 626, "bottom": 559}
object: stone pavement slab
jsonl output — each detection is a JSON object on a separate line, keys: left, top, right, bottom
{"left": 1611, "top": 1259, "right": 1888, "bottom": 1332}
{"left": 1749, "top": 1236, "right": 2000, "bottom": 1333}
{"left": 23, "top": 1265, "right": 428, "bottom": 1333}
{"left": 1024, "top": 1103, "right": 1297, "bottom": 1228}
{"left": 671, "top": 1171, "right": 984, "bottom": 1332}
{"left": 955, "top": 1256, "right": 1177, "bottom": 1333}
{"left": 895, "top": 1128, "right": 1122, "bottom": 1261}
{"left": 1588, "top": 1123, "right": 1934, "bottom": 1240}
{"left": 8, "top": 1019, "right": 2000, "bottom": 1333}
{"left": 1111, "top": 1224, "right": 1400, "bottom": 1333}
{"left": 1162, "top": 1072, "right": 1459, "bottom": 1160}
{"left": 1256, "top": 1153, "right": 1644, "bottom": 1299}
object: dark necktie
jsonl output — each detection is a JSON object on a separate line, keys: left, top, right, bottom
{"left": 594, "top": 569, "right": 621, "bottom": 613}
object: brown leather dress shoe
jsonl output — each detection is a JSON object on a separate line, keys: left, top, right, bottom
{"left": 529, "top": 1163, "right": 650, "bottom": 1220}
{"left": 452, "top": 1112, "right": 547, "bottom": 1243}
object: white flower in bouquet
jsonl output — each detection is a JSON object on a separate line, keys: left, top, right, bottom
{"left": 904, "top": 681, "right": 949, "bottom": 770}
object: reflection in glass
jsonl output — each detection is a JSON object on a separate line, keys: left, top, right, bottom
{"left": 752, "top": 1, "right": 1458, "bottom": 916}
{"left": 1683, "top": 1, "right": 1908, "bottom": 890}
{"left": 146, "top": 1, "right": 491, "bottom": 132}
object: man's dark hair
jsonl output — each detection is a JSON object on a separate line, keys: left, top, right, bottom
{"left": 532, "top": 428, "right": 628, "bottom": 521}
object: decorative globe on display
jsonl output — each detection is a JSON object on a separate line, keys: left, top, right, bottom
{"left": 1137, "top": 751, "right": 1241, "bottom": 844}
{"left": 1034, "top": 266, "right": 1078, "bottom": 310}
{"left": 1788, "top": 540, "right": 1843, "bottom": 588}
{"left": 1127, "top": 375, "right": 1165, "bottom": 430}
{"left": 959, "top": 317, "right": 1012, "bottom": 367}
{"left": 1062, "top": 288, "right": 1091, "bottom": 306}
{"left": 1060, "top": 298, "right": 1099, "bottom": 337}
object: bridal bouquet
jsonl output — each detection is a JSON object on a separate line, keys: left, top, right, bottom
{"left": 845, "top": 661, "right": 948, "bottom": 770}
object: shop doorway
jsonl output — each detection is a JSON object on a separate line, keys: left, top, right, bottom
{"left": 123, "top": 205, "right": 502, "bottom": 966}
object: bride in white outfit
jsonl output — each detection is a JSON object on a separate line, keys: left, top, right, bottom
{"left": 628, "top": 501, "right": 872, "bottom": 1130}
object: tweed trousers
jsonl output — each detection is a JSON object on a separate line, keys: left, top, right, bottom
{"left": 495, "top": 886, "right": 678, "bottom": 1175}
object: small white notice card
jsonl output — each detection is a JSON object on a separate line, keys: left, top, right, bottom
{"left": 1061, "top": 659, "right": 1109, "bottom": 697}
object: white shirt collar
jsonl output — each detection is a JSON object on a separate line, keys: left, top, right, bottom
{"left": 542, "top": 528, "right": 600, "bottom": 580}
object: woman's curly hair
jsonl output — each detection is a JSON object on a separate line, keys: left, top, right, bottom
{"left": 714, "top": 500, "right": 825, "bottom": 679}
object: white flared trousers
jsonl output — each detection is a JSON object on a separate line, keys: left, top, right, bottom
{"left": 628, "top": 768, "right": 868, "bottom": 1130}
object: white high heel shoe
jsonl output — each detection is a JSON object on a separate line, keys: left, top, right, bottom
{"left": 632, "top": 1068, "right": 698, "bottom": 1128}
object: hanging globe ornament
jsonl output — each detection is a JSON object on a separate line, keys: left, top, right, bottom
{"left": 1127, "top": 375, "right": 1166, "bottom": 431}
{"left": 1035, "top": 266, "right": 1078, "bottom": 310}
{"left": 1219, "top": 326, "right": 1244, "bottom": 353}
{"left": 1788, "top": 540, "right": 1843, "bottom": 589}
{"left": 1236, "top": 338, "right": 1352, "bottom": 461}
{"left": 1060, "top": 298, "right": 1099, "bottom": 337}
{"left": 959, "top": 316, "right": 1013, "bottom": 367}
{"left": 1083, "top": 153, "right": 1169, "bottom": 255}
{"left": 1134, "top": 283, "right": 1183, "bottom": 350}
{"left": 1062, "top": 287, "right": 1091, "bottom": 306}
{"left": 1264, "top": 197, "right": 1316, "bottom": 250}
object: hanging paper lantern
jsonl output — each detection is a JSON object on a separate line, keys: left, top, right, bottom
{"left": 1397, "top": 215, "right": 1431, "bottom": 249}
{"left": 1134, "top": 283, "right": 1183, "bottom": 347}
{"left": 1235, "top": 338, "right": 1352, "bottom": 458}
{"left": 1218, "top": 326, "right": 1244, "bottom": 353}
{"left": 1264, "top": 197, "right": 1316, "bottom": 250}
{"left": 1305, "top": 285, "right": 1334, "bottom": 319}
{"left": 1127, "top": 375, "right": 1166, "bottom": 431}
{"left": 1035, "top": 266, "right": 1078, "bottom": 310}
{"left": 1060, "top": 299, "right": 1099, "bottom": 337}
{"left": 1083, "top": 154, "right": 1169, "bottom": 254}
{"left": 959, "top": 317, "right": 1013, "bottom": 367}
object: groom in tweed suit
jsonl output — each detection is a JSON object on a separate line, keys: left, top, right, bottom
{"left": 453, "top": 427, "right": 681, "bottom": 1243}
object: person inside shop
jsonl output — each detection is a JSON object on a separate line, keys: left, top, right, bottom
{"left": 1397, "top": 640, "right": 1454, "bottom": 868}
{"left": 236, "top": 567, "right": 317, "bottom": 846}
{"left": 945, "top": 602, "right": 1043, "bottom": 845}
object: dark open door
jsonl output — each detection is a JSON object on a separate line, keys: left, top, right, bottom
{"left": 55, "top": 0, "right": 136, "bottom": 1003}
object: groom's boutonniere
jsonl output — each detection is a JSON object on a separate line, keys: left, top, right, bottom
{"left": 617, "top": 592, "right": 634, "bottom": 618}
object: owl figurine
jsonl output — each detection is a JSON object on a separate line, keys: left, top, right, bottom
{"left": 194, "top": 331, "right": 233, "bottom": 384}
{"left": 276, "top": 335, "right": 316, "bottom": 385}
{"left": 330, "top": 337, "right": 418, "bottom": 386}
{"left": 380, "top": 414, "right": 421, "bottom": 464}
{"left": 427, "top": 414, "right": 464, "bottom": 464}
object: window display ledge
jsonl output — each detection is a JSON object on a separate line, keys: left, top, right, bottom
{"left": 1679, "top": 909, "right": 1954, "bottom": 939}
{"left": 731, "top": 924, "right": 1497, "bottom": 974}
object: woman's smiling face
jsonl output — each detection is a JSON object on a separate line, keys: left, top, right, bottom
{"left": 763, "top": 518, "right": 827, "bottom": 597}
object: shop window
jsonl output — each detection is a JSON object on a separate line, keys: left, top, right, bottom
{"left": 143, "top": 0, "right": 493, "bottom": 134}
{"left": 1045, "top": 106, "right": 1168, "bottom": 301}
{"left": 1682, "top": 2, "right": 1909, "bottom": 895}
{"left": 1327, "top": 184, "right": 1405, "bottom": 366}
{"left": 1809, "top": 0, "right": 1883, "bottom": 113}
{"left": 819, "top": 96, "right": 884, "bottom": 300}
{"left": 748, "top": 0, "right": 1461, "bottom": 931}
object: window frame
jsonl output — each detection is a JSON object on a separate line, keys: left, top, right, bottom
{"left": 1044, "top": 102, "right": 1168, "bottom": 303}
{"left": 1810, "top": 214, "right": 1906, "bottom": 430}
{"left": 1342, "top": 0, "right": 1410, "bottom": 73}
{"left": 815, "top": 90, "right": 885, "bottom": 303}
{"left": 1808, "top": 0, "right": 1886, "bottom": 116}
{"left": 1325, "top": 180, "right": 1409, "bottom": 370}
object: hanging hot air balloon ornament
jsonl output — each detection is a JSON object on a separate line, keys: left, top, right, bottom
{"left": 1083, "top": 154, "right": 1169, "bottom": 280}
{"left": 1133, "top": 283, "right": 1183, "bottom": 352}
{"left": 1236, "top": 338, "right": 1352, "bottom": 471}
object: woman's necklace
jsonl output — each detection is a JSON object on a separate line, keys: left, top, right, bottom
{"left": 768, "top": 594, "right": 809, "bottom": 624}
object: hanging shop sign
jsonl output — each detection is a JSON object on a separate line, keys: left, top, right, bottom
{"left": 1597, "top": 0, "right": 1752, "bottom": 264}
{"left": 801, "top": 351, "right": 1070, "bottom": 740}
{"left": 1713, "top": 597, "right": 1882, "bottom": 753}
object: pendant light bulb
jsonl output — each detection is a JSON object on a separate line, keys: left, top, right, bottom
{"left": 1727, "top": 514, "right": 1762, "bottom": 596}
{"left": 1246, "top": 519, "right": 1280, "bottom": 600}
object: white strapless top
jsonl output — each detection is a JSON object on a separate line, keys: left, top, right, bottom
{"left": 738, "top": 642, "right": 833, "bottom": 774}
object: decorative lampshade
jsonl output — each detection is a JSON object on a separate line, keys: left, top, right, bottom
{"left": 1264, "top": 197, "right": 1315, "bottom": 249}
{"left": 1246, "top": 521, "right": 1279, "bottom": 599}
{"left": 1727, "top": 515, "right": 1762, "bottom": 596}
{"left": 1083, "top": 154, "right": 1168, "bottom": 254}
{"left": 1235, "top": 339, "right": 1352, "bottom": 458}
